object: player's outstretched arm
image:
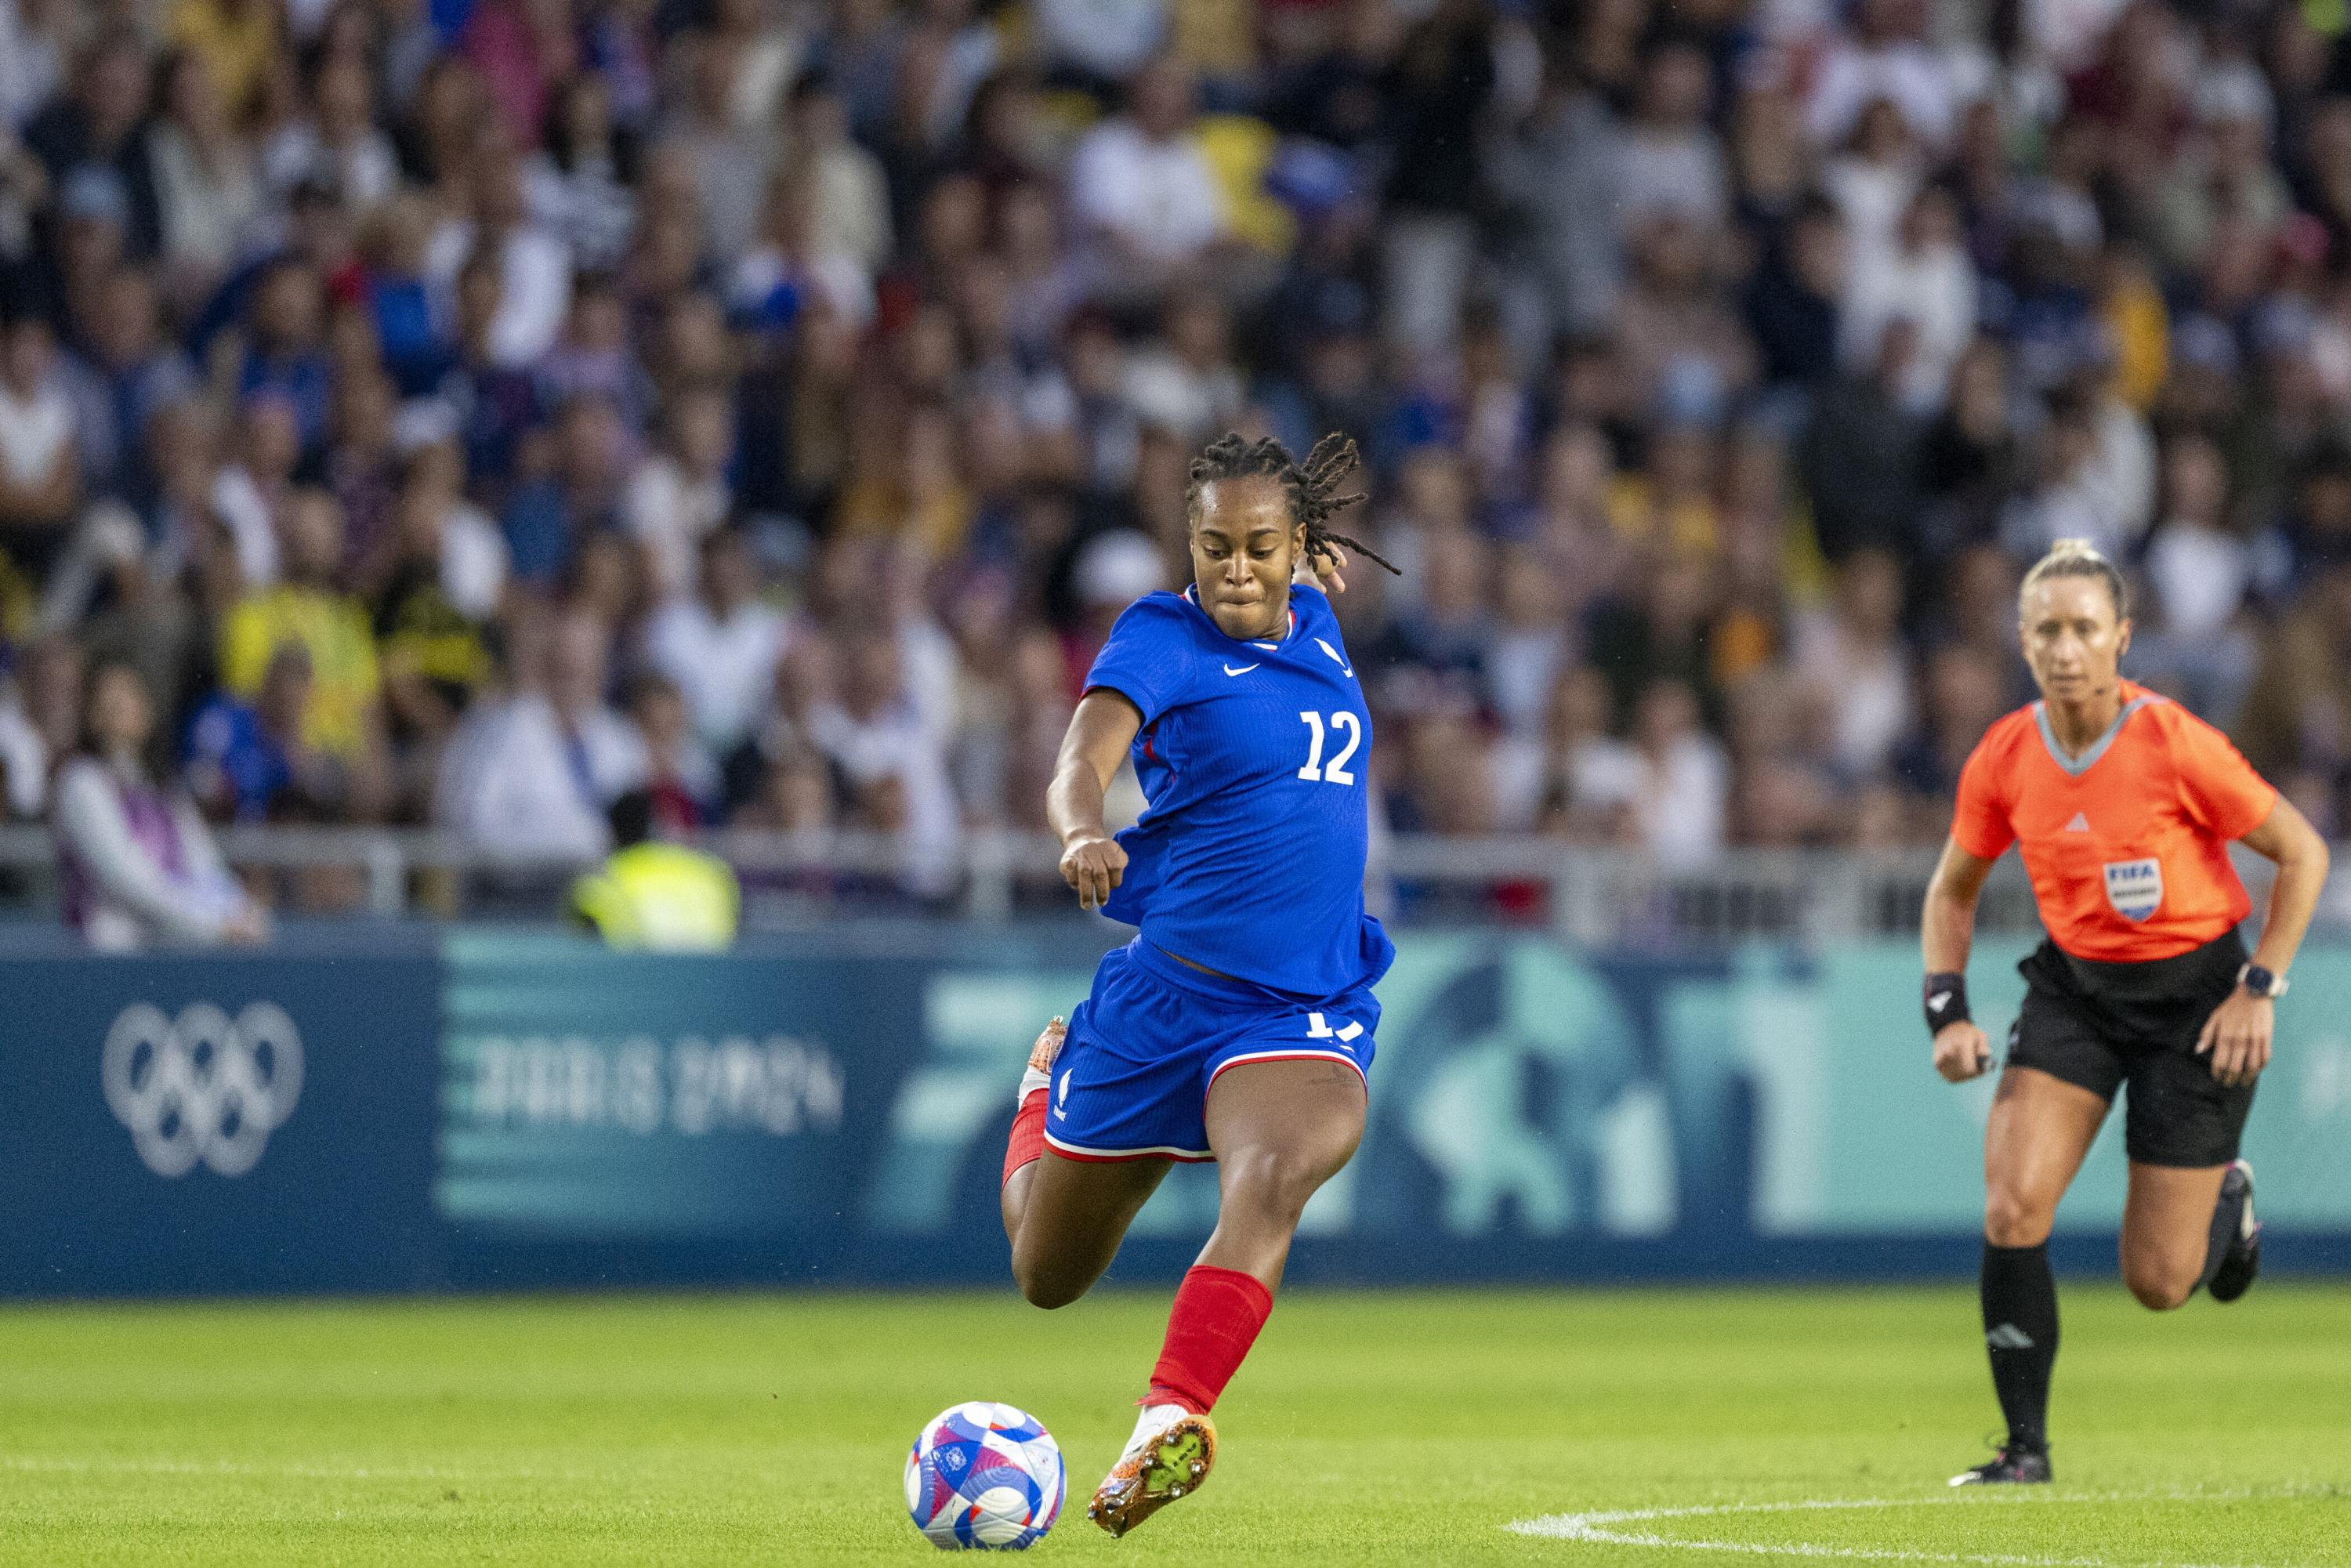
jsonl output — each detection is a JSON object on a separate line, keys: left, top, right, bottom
{"left": 1923, "top": 836, "right": 1998, "bottom": 1083}
{"left": 1049, "top": 690, "right": 1144, "bottom": 911}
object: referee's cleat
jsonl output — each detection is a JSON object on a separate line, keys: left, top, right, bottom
{"left": 1088, "top": 1403, "right": 1215, "bottom": 1538}
{"left": 1949, "top": 1442, "right": 2052, "bottom": 1487}
{"left": 2207, "top": 1159, "right": 2261, "bottom": 1304}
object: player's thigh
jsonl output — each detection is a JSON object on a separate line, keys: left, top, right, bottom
{"left": 2118, "top": 1161, "right": 2229, "bottom": 1309}
{"left": 1204, "top": 1056, "right": 1367, "bottom": 1212}
{"left": 1009, "top": 1150, "right": 1172, "bottom": 1301}
{"left": 1983, "top": 1066, "right": 2110, "bottom": 1243}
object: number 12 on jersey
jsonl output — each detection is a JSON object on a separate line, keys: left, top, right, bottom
{"left": 1297, "top": 710, "right": 1361, "bottom": 784}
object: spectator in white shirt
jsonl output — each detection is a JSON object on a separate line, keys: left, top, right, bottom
{"left": 2132, "top": 430, "right": 2262, "bottom": 724}
{"left": 1626, "top": 677, "right": 1729, "bottom": 867}
{"left": 625, "top": 383, "right": 734, "bottom": 600}
{"left": 1841, "top": 183, "right": 1976, "bottom": 414}
{"left": 642, "top": 528, "right": 787, "bottom": 759}
{"left": 1615, "top": 42, "right": 1730, "bottom": 234}
{"left": 54, "top": 661, "right": 266, "bottom": 950}
{"left": 1497, "top": 663, "right": 1644, "bottom": 836}
{"left": 0, "top": 661, "right": 49, "bottom": 819}
{"left": 425, "top": 129, "right": 573, "bottom": 368}
{"left": 1485, "top": 545, "right": 1574, "bottom": 743}
{"left": 435, "top": 608, "right": 644, "bottom": 859}
{"left": 809, "top": 628, "right": 961, "bottom": 897}
{"left": 1790, "top": 547, "right": 1916, "bottom": 779}
{"left": 1806, "top": 0, "right": 1958, "bottom": 151}
{"left": 1821, "top": 96, "right": 1922, "bottom": 276}
{"left": 210, "top": 392, "right": 301, "bottom": 589}
{"left": 263, "top": 55, "right": 398, "bottom": 212}
{"left": 147, "top": 48, "right": 262, "bottom": 304}
{"left": 783, "top": 70, "right": 892, "bottom": 275}
{"left": 1066, "top": 56, "right": 1228, "bottom": 281}
{"left": 1121, "top": 288, "right": 1245, "bottom": 441}
{"left": 0, "top": 313, "right": 81, "bottom": 570}
{"left": 524, "top": 72, "right": 639, "bottom": 273}
{"left": 386, "top": 434, "right": 509, "bottom": 621}
{"left": 1033, "top": 0, "right": 1165, "bottom": 87}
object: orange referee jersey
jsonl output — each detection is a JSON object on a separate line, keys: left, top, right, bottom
{"left": 1952, "top": 682, "right": 2278, "bottom": 962}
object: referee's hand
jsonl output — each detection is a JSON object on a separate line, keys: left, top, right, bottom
{"left": 1933, "top": 1021, "right": 1993, "bottom": 1083}
{"left": 2197, "top": 990, "right": 2274, "bottom": 1088}
{"left": 1059, "top": 833, "right": 1128, "bottom": 911}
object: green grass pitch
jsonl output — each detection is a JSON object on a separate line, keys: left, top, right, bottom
{"left": 0, "top": 1284, "right": 2346, "bottom": 1565}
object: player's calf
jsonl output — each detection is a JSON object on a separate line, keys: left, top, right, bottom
{"left": 1002, "top": 1019, "right": 1066, "bottom": 1187}
{"left": 1000, "top": 1019, "right": 1067, "bottom": 1244}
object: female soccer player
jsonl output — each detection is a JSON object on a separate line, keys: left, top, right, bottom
{"left": 997, "top": 432, "right": 1394, "bottom": 1537}
{"left": 1922, "top": 538, "right": 2329, "bottom": 1486}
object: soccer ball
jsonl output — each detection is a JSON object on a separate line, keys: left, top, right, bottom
{"left": 904, "top": 1401, "right": 1063, "bottom": 1550}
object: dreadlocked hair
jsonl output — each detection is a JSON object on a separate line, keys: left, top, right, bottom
{"left": 1185, "top": 431, "right": 1400, "bottom": 575}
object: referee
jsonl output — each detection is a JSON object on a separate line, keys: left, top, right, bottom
{"left": 1921, "top": 539, "right": 2329, "bottom": 1486}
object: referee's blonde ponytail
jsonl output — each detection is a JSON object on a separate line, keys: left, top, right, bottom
{"left": 2020, "top": 538, "right": 2129, "bottom": 619}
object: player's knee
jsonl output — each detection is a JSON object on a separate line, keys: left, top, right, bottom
{"left": 1008, "top": 1241, "right": 1090, "bottom": 1310}
{"left": 2120, "top": 1251, "right": 2197, "bottom": 1313}
{"left": 1221, "top": 1145, "right": 1331, "bottom": 1223}
{"left": 1009, "top": 1255, "right": 1085, "bottom": 1310}
{"left": 1983, "top": 1186, "right": 2054, "bottom": 1248}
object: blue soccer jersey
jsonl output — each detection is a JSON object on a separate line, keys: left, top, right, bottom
{"left": 1081, "top": 583, "right": 1393, "bottom": 1000}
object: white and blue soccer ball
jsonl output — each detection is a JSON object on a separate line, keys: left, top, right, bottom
{"left": 904, "top": 1401, "right": 1063, "bottom": 1550}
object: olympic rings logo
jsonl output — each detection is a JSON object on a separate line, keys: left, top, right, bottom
{"left": 101, "top": 1003, "right": 305, "bottom": 1178}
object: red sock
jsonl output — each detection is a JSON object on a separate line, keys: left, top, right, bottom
{"left": 1002, "top": 1089, "right": 1049, "bottom": 1187}
{"left": 1147, "top": 1266, "right": 1273, "bottom": 1414}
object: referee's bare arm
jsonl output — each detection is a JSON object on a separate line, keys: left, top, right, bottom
{"left": 2198, "top": 798, "right": 2331, "bottom": 1088}
{"left": 1922, "top": 838, "right": 1999, "bottom": 1083}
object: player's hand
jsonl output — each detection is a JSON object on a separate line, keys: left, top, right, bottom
{"left": 1297, "top": 542, "right": 1348, "bottom": 596}
{"left": 1058, "top": 833, "right": 1127, "bottom": 911}
{"left": 1933, "top": 1020, "right": 1992, "bottom": 1083}
{"left": 2197, "top": 989, "right": 2273, "bottom": 1087}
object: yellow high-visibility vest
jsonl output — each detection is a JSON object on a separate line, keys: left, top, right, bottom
{"left": 570, "top": 843, "right": 740, "bottom": 951}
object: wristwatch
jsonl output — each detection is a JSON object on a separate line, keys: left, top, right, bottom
{"left": 2239, "top": 963, "right": 2289, "bottom": 999}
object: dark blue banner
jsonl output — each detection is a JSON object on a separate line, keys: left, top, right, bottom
{"left": 2, "top": 925, "right": 2346, "bottom": 1297}
{"left": 0, "top": 943, "right": 440, "bottom": 1295}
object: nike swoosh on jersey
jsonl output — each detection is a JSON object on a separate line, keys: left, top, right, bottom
{"left": 1223, "top": 663, "right": 1260, "bottom": 676}
{"left": 1315, "top": 637, "right": 1353, "bottom": 675}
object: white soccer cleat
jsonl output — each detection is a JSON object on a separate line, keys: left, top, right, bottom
{"left": 1016, "top": 1017, "right": 1066, "bottom": 1107}
{"left": 1087, "top": 1401, "right": 1215, "bottom": 1538}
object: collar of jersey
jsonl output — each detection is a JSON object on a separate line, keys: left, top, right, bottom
{"left": 1181, "top": 584, "right": 1296, "bottom": 650}
{"left": 2032, "top": 686, "right": 2161, "bottom": 775}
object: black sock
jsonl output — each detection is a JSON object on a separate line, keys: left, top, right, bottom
{"left": 2197, "top": 1179, "right": 2248, "bottom": 1291}
{"left": 1981, "top": 1241, "right": 2058, "bottom": 1452}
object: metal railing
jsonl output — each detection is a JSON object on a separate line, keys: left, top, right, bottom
{"left": 0, "top": 822, "right": 2107, "bottom": 946}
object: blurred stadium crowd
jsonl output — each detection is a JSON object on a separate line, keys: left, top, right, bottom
{"left": 5, "top": 0, "right": 2351, "bottom": 917}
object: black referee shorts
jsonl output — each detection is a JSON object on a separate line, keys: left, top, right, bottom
{"left": 2005, "top": 930, "right": 2255, "bottom": 1168}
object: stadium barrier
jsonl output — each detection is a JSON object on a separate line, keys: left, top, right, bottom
{"left": 0, "top": 824, "right": 2084, "bottom": 940}
{"left": 5, "top": 922, "right": 2347, "bottom": 1298}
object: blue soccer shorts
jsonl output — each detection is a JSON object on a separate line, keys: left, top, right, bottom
{"left": 1041, "top": 937, "right": 1380, "bottom": 1163}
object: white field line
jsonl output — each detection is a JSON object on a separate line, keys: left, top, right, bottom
{"left": 1505, "top": 1488, "right": 2340, "bottom": 1568}
{"left": 0, "top": 1453, "right": 603, "bottom": 1483}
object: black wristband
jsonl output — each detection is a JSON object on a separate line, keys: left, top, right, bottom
{"left": 1925, "top": 972, "right": 1971, "bottom": 1037}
